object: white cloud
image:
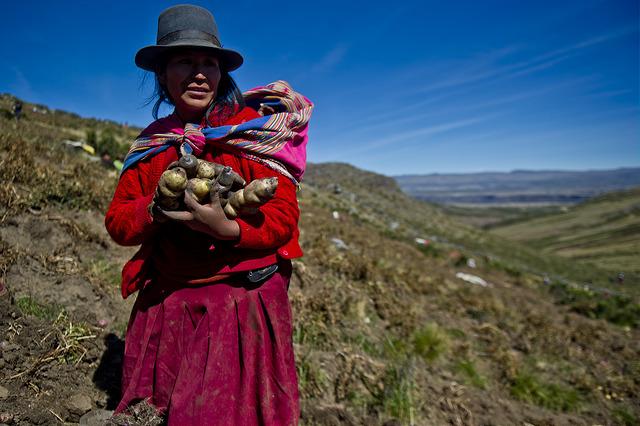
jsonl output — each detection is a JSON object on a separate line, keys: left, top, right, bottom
{"left": 311, "top": 44, "right": 350, "bottom": 74}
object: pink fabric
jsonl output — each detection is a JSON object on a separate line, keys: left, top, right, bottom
{"left": 116, "top": 259, "right": 299, "bottom": 425}
{"left": 260, "top": 121, "right": 308, "bottom": 185}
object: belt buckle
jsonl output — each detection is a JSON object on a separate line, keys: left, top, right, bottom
{"left": 246, "top": 264, "right": 279, "bottom": 283}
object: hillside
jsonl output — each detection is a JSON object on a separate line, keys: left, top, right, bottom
{"left": 395, "top": 169, "right": 640, "bottom": 207}
{"left": 0, "top": 97, "right": 638, "bottom": 425}
{"left": 492, "top": 187, "right": 640, "bottom": 283}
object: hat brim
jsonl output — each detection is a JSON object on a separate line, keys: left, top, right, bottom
{"left": 135, "top": 41, "right": 244, "bottom": 72}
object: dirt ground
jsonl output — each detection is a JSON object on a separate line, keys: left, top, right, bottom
{"left": 0, "top": 206, "right": 135, "bottom": 425}
{"left": 2, "top": 203, "right": 631, "bottom": 425}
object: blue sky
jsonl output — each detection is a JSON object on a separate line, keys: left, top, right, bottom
{"left": 1, "top": 0, "right": 638, "bottom": 175}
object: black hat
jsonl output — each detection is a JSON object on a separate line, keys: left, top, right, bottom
{"left": 135, "top": 4, "right": 243, "bottom": 72}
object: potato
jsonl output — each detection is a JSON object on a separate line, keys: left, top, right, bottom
{"left": 154, "top": 159, "right": 277, "bottom": 220}
{"left": 187, "top": 178, "right": 212, "bottom": 203}
{"left": 179, "top": 154, "right": 199, "bottom": 178}
{"left": 160, "top": 168, "right": 187, "bottom": 192}
{"left": 196, "top": 159, "right": 219, "bottom": 179}
{"left": 156, "top": 168, "right": 187, "bottom": 210}
{"left": 223, "top": 177, "right": 278, "bottom": 218}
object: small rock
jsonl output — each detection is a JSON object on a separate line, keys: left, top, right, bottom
{"left": 456, "top": 272, "right": 490, "bottom": 287}
{"left": 1, "top": 352, "right": 17, "bottom": 364}
{"left": 67, "top": 393, "right": 93, "bottom": 416}
{"left": 330, "top": 238, "right": 348, "bottom": 250}
{"left": 25, "top": 410, "right": 49, "bottom": 425}
{"left": 0, "top": 385, "right": 8, "bottom": 400}
{"left": 0, "top": 412, "right": 14, "bottom": 424}
{"left": 79, "top": 409, "right": 114, "bottom": 426}
{"left": 97, "top": 319, "right": 109, "bottom": 328}
{"left": 3, "top": 343, "right": 19, "bottom": 352}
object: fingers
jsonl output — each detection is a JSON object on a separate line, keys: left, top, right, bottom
{"left": 183, "top": 189, "right": 198, "bottom": 208}
{"left": 157, "top": 207, "right": 195, "bottom": 222}
{"left": 209, "top": 183, "right": 221, "bottom": 202}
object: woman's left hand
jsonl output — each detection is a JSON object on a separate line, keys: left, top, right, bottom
{"left": 158, "top": 186, "right": 240, "bottom": 240}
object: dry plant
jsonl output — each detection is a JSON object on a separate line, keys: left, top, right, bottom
{"left": 9, "top": 311, "right": 96, "bottom": 380}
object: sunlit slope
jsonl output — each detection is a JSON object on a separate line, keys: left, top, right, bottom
{"left": 492, "top": 187, "right": 640, "bottom": 275}
{"left": 305, "top": 162, "right": 619, "bottom": 287}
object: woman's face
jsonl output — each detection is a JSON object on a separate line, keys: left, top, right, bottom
{"left": 159, "top": 49, "right": 221, "bottom": 122}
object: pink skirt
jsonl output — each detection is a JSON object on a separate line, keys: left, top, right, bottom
{"left": 115, "top": 259, "right": 299, "bottom": 425}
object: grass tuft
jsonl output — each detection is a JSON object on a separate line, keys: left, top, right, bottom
{"left": 455, "top": 359, "right": 487, "bottom": 389}
{"left": 510, "top": 370, "right": 580, "bottom": 411}
{"left": 15, "top": 296, "right": 63, "bottom": 321}
{"left": 411, "top": 322, "right": 449, "bottom": 363}
{"left": 381, "top": 365, "right": 415, "bottom": 424}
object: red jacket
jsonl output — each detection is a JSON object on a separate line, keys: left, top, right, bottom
{"left": 105, "top": 106, "right": 303, "bottom": 298}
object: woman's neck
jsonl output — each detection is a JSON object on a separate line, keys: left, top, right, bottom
{"left": 175, "top": 108, "right": 205, "bottom": 125}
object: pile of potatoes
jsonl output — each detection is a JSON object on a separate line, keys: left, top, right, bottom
{"left": 155, "top": 154, "right": 278, "bottom": 219}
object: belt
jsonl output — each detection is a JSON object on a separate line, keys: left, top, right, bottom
{"left": 182, "top": 263, "right": 279, "bottom": 286}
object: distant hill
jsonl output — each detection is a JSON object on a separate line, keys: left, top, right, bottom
{"left": 492, "top": 187, "right": 640, "bottom": 277}
{"left": 395, "top": 168, "right": 640, "bottom": 206}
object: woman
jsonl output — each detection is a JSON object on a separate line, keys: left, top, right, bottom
{"left": 105, "top": 5, "right": 312, "bottom": 425}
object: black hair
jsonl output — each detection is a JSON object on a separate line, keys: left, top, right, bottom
{"left": 144, "top": 52, "right": 245, "bottom": 120}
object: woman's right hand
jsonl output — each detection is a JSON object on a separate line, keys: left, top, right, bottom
{"left": 156, "top": 184, "right": 240, "bottom": 240}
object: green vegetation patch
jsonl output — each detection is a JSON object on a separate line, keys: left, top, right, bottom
{"left": 87, "top": 127, "right": 129, "bottom": 159}
{"left": 412, "top": 322, "right": 449, "bottom": 363}
{"left": 455, "top": 358, "right": 487, "bottom": 389}
{"left": 380, "top": 364, "right": 416, "bottom": 423}
{"left": 296, "top": 355, "right": 328, "bottom": 398}
{"left": 16, "top": 296, "right": 63, "bottom": 320}
{"left": 510, "top": 369, "right": 580, "bottom": 411}
{"left": 88, "top": 258, "right": 122, "bottom": 289}
{"left": 549, "top": 282, "right": 640, "bottom": 328}
{"left": 383, "top": 323, "right": 450, "bottom": 364}
{"left": 612, "top": 405, "right": 639, "bottom": 426}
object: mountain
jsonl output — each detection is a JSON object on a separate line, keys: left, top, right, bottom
{"left": 395, "top": 169, "right": 640, "bottom": 206}
{"left": 0, "top": 95, "right": 638, "bottom": 425}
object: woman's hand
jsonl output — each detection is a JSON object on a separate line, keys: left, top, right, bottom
{"left": 158, "top": 184, "right": 240, "bottom": 240}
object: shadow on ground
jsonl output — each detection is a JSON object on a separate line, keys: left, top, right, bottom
{"left": 93, "top": 333, "right": 124, "bottom": 409}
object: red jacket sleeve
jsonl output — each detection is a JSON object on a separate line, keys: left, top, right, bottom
{"left": 104, "top": 163, "right": 158, "bottom": 246}
{"left": 232, "top": 159, "right": 300, "bottom": 251}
